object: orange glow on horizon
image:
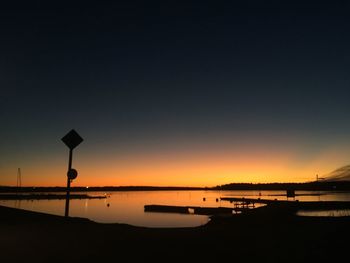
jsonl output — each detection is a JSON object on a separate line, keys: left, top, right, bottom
{"left": 2, "top": 144, "right": 350, "bottom": 187}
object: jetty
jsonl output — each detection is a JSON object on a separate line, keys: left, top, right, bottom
{"left": 220, "top": 197, "right": 350, "bottom": 210}
{"left": 144, "top": 204, "right": 248, "bottom": 215}
{"left": 145, "top": 197, "right": 350, "bottom": 216}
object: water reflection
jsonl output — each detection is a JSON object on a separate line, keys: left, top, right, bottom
{"left": 297, "top": 209, "right": 350, "bottom": 217}
{"left": 14, "top": 199, "right": 22, "bottom": 209}
{"left": 1, "top": 190, "right": 350, "bottom": 227}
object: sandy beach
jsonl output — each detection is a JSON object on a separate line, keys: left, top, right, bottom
{"left": 1, "top": 204, "right": 349, "bottom": 263}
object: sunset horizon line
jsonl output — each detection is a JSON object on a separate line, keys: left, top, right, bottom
{"left": 0, "top": 180, "right": 339, "bottom": 189}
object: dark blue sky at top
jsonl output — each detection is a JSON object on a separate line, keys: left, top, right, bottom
{"left": 1, "top": 0, "right": 350, "bottom": 164}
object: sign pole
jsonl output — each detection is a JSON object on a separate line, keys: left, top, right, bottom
{"left": 61, "top": 129, "right": 83, "bottom": 218}
{"left": 65, "top": 148, "right": 73, "bottom": 217}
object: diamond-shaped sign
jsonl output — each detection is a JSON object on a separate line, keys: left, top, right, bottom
{"left": 61, "top": 129, "right": 83, "bottom": 150}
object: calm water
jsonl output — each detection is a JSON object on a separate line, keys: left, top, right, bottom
{"left": 1, "top": 190, "right": 350, "bottom": 227}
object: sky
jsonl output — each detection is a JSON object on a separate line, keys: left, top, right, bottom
{"left": 1, "top": 0, "right": 350, "bottom": 187}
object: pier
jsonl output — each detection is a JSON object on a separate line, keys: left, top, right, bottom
{"left": 220, "top": 197, "right": 350, "bottom": 210}
{"left": 145, "top": 198, "right": 350, "bottom": 216}
{"left": 144, "top": 204, "right": 248, "bottom": 215}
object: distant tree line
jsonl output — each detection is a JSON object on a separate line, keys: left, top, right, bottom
{"left": 213, "top": 181, "right": 350, "bottom": 191}
{"left": 1, "top": 181, "right": 350, "bottom": 193}
{"left": 0, "top": 186, "right": 204, "bottom": 193}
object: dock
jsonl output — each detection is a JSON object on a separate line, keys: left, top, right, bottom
{"left": 220, "top": 197, "right": 350, "bottom": 210}
{"left": 144, "top": 204, "right": 247, "bottom": 215}
{"left": 145, "top": 198, "right": 350, "bottom": 216}
{"left": 220, "top": 197, "right": 290, "bottom": 205}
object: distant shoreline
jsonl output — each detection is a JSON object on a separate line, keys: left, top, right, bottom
{"left": 0, "top": 193, "right": 106, "bottom": 200}
{"left": 1, "top": 181, "right": 350, "bottom": 193}
{"left": 0, "top": 186, "right": 204, "bottom": 193}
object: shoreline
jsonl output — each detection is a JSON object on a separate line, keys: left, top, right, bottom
{"left": 2, "top": 181, "right": 350, "bottom": 193}
{"left": 1, "top": 204, "right": 350, "bottom": 262}
{"left": 0, "top": 193, "right": 106, "bottom": 200}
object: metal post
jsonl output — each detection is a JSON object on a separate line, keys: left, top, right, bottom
{"left": 65, "top": 149, "right": 73, "bottom": 217}
{"left": 62, "top": 129, "right": 83, "bottom": 217}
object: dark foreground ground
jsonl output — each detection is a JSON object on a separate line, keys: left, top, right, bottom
{"left": 1, "top": 204, "right": 349, "bottom": 263}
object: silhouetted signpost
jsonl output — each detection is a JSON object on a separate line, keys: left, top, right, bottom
{"left": 61, "top": 129, "right": 83, "bottom": 217}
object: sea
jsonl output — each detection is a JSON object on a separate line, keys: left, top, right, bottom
{"left": 1, "top": 190, "right": 350, "bottom": 227}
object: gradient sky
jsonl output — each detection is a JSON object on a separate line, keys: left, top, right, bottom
{"left": 1, "top": 0, "right": 350, "bottom": 187}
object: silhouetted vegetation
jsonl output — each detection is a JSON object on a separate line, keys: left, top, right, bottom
{"left": 1, "top": 181, "right": 350, "bottom": 193}
{"left": 214, "top": 181, "right": 350, "bottom": 191}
